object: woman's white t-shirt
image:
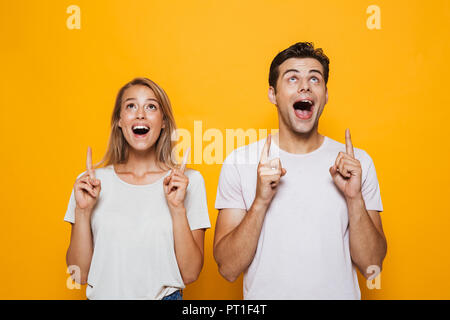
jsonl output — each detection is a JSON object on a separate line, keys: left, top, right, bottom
{"left": 64, "top": 165, "right": 211, "bottom": 300}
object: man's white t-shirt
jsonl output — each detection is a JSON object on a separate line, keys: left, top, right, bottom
{"left": 215, "top": 136, "right": 383, "bottom": 300}
{"left": 64, "top": 165, "right": 211, "bottom": 300}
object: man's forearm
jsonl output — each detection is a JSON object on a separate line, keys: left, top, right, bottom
{"left": 214, "top": 199, "right": 269, "bottom": 282}
{"left": 347, "top": 196, "right": 387, "bottom": 278}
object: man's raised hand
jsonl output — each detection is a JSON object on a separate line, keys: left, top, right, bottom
{"left": 329, "top": 129, "right": 362, "bottom": 200}
{"left": 255, "top": 134, "right": 287, "bottom": 205}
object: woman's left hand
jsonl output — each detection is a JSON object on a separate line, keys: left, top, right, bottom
{"left": 164, "top": 148, "right": 190, "bottom": 212}
{"left": 163, "top": 168, "right": 189, "bottom": 211}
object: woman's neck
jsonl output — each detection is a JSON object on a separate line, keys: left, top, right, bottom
{"left": 116, "top": 147, "right": 168, "bottom": 177}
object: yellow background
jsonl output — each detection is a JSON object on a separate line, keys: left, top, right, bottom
{"left": 1, "top": 0, "right": 449, "bottom": 299}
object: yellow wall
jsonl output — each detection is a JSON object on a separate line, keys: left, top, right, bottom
{"left": 1, "top": 0, "right": 449, "bottom": 299}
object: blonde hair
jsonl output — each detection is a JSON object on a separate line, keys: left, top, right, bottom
{"left": 97, "top": 77, "right": 177, "bottom": 169}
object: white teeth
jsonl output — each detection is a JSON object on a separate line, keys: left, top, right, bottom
{"left": 133, "top": 125, "right": 149, "bottom": 130}
{"left": 300, "top": 100, "right": 313, "bottom": 105}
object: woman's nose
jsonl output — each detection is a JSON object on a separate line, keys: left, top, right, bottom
{"left": 136, "top": 106, "right": 145, "bottom": 119}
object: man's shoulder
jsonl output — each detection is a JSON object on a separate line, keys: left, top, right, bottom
{"left": 224, "top": 138, "right": 266, "bottom": 166}
{"left": 324, "top": 136, "right": 374, "bottom": 168}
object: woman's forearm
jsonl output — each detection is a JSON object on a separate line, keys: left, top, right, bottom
{"left": 170, "top": 207, "right": 203, "bottom": 285}
{"left": 66, "top": 207, "right": 94, "bottom": 284}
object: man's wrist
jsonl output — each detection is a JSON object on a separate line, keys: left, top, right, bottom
{"left": 74, "top": 206, "right": 93, "bottom": 225}
{"left": 346, "top": 193, "right": 366, "bottom": 218}
{"left": 345, "top": 192, "right": 364, "bottom": 204}
{"left": 251, "top": 197, "right": 271, "bottom": 214}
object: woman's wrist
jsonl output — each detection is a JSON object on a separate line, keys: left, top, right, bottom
{"left": 168, "top": 204, "right": 186, "bottom": 216}
{"left": 75, "top": 206, "right": 93, "bottom": 219}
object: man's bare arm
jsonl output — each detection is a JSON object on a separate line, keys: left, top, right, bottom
{"left": 330, "top": 130, "right": 387, "bottom": 280}
{"left": 213, "top": 200, "right": 269, "bottom": 282}
{"left": 214, "top": 135, "right": 286, "bottom": 282}
{"left": 348, "top": 205, "right": 387, "bottom": 279}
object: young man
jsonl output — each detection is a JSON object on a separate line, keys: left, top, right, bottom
{"left": 213, "top": 42, "right": 387, "bottom": 300}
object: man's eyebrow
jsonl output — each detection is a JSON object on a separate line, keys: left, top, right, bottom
{"left": 282, "top": 69, "right": 300, "bottom": 76}
{"left": 282, "top": 68, "right": 324, "bottom": 77}
{"left": 309, "top": 69, "right": 324, "bottom": 76}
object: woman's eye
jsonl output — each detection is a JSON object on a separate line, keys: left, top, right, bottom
{"left": 146, "top": 104, "right": 157, "bottom": 110}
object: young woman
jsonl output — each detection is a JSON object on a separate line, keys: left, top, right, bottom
{"left": 64, "top": 77, "right": 210, "bottom": 300}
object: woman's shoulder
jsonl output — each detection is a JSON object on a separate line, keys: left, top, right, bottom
{"left": 94, "top": 165, "right": 115, "bottom": 177}
{"left": 184, "top": 168, "right": 205, "bottom": 185}
{"left": 74, "top": 164, "right": 114, "bottom": 180}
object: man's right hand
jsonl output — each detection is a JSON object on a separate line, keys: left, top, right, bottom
{"left": 74, "top": 146, "right": 101, "bottom": 212}
{"left": 255, "top": 134, "right": 286, "bottom": 206}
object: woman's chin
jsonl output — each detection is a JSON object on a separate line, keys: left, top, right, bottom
{"left": 128, "top": 142, "right": 156, "bottom": 153}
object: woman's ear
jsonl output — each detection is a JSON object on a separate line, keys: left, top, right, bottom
{"left": 268, "top": 86, "right": 277, "bottom": 105}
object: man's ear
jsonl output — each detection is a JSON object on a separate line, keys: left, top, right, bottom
{"left": 325, "top": 88, "right": 328, "bottom": 104}
{"left": 268, "top": 86, "right": 277, "bottom": 105}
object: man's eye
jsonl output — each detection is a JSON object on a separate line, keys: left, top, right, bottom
{"left": 289, "top": 77, "right": 297, "bottom": 82}
{"left": 311, "top": 77, "right": 319, "bottom": 83}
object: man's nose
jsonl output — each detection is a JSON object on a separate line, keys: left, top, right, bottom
{"left": 298, "top": 79, "right": 311, "bottom": 92}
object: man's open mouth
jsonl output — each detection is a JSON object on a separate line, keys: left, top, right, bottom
{"left": 132, "top": 125, "right": 150, "bottom": 136}
{"left": 293, "top": 99, "right": 314, "bottom": 120}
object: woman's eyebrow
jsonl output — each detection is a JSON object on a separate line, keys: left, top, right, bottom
{"left": 123, "top": 97, "right": 159, "bottom": 102}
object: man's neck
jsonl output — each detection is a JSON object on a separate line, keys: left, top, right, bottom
{"left": 275, "top": 127, "right": 325, "bottom": 155}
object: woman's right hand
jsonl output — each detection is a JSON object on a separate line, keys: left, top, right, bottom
{"left": 74, "top": 147, "right": 101, "bottom": 212}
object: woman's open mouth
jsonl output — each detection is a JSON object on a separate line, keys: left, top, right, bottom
{"left": 132, "top": 125, "right": 150, "bottom": 138}
{"left": 293, "top": 99, "right": 314, "bottom": 120}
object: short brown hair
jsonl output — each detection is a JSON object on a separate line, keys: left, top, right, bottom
{"left": 269, "top": 42, "right": 330, "bottom": 91}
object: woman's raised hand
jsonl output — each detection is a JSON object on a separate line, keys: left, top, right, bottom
{"left": 163, "top": 147, "right": 190, "bottom": 211}
{"left": 74, "top": 147, "right": 102, "bottom": 212}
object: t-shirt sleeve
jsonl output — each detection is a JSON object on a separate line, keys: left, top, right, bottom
{"left": 64, "top": 188, "right": 76, "bottom": 224}
{"left": 64, "top": 172, "right": 86, "bottom": 224}
{"left": 215, "top": 152, "right": 246, "bottom": 210}
{"left": 185, "top": 170, "right": 211, "bottom": 230}
{"left": 360, "top": 151, "right": 383, "bottom": 212}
